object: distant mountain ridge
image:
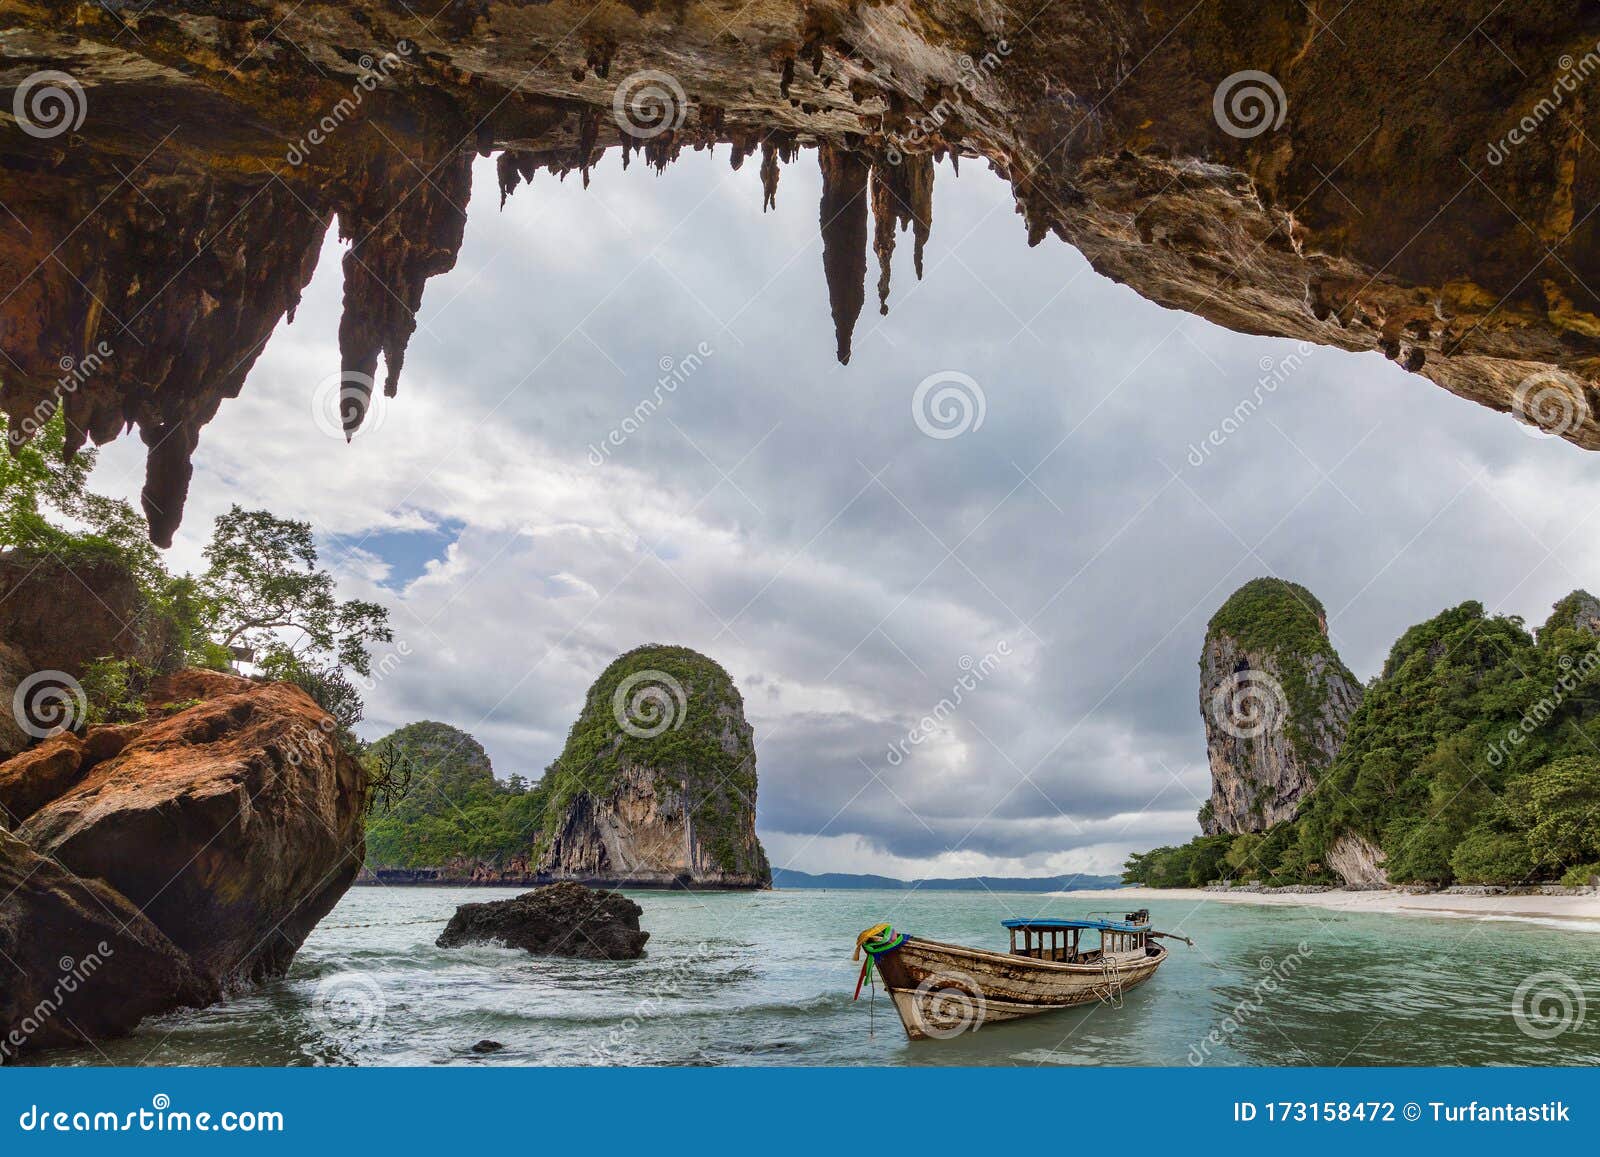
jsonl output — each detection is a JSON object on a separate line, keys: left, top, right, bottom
{"left": 772, "top": 868, "right": 1124, "bottom": 892}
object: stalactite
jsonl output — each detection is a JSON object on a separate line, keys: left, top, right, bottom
{"left": 818, "top": 141, "right": 869, "bottom": 365}
{"left": 760, "top": 141, "right": 781, "bottom": 211}
{"left": 905, "top": 153, "right": 934, "bottom": 280}
{"left": 577, "top": 109, "right": 601, "bottom": 187}
{"left": 871, "top": 165, "right": 898, "bottom": 316}
{"left": 335, "top": 149, "right": 474, "bottom": 436}
{"left": 497, "top": 150, "right": 539, "bottom": 208}
{"left": 140, "top": 419, "right": 198, "bottom": 551}
{"left": 868, "top": 152, "right": 935, "bottom": 312}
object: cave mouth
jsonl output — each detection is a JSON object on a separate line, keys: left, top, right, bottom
{"left": 4, "top": 1, "right": 1600, "bottom": 546}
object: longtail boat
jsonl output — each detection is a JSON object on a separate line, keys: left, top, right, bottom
{"left": 852, "top": 909, "right": 1193, "bottom": 1040}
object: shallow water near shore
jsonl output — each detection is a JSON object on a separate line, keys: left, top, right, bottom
{"left": 33, "top": 888, "right": 1600, "bottom": 1067}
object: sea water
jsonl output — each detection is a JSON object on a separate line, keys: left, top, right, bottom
{"left": 29, "top": 888, "right": 1599, "bottom": 1067}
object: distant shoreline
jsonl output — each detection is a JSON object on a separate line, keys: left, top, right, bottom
{"left": 1074, "top": 885, "right": 1600, "bottom": 924}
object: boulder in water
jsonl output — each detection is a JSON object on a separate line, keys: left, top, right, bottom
{"left": 435, "top": 881, "right": 649, "bottom": 960}
{"left": 0, "top": 669, "right": 366, "bottom": 1058}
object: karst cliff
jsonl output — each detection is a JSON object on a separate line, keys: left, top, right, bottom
{"left": 1199, "top": 578, "right": 1362, "bottom": 836}
{"left": 362, "top": 648, "right": 771, "bottom": 889}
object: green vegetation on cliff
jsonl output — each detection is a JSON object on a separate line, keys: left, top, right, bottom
{"left": 363, "top": 721, "right": 547, "bottom": 867}
{"left": 1, "top": 412, "right": 391, "bottom": 738}
{"left": 539, "top": 644, "right": 759, "bottom": 874}
{"left": 1205, "top": 578, "right": 1357, "bottom": 772}
{"left": 1132, "top": 594, "right": 1600, "bottom": 888}
{"left": 363, "top": 647, "right": 767, "bottom": 879}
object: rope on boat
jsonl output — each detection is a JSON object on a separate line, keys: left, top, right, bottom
{"left": 852, "top": 924, "right": 908, "bottom": 1000}
{"left": 1095, "top": 953, "right": 1126, "bottom": 1007}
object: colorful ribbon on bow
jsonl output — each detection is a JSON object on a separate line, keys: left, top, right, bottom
{"left": 852, "top": 924, "right": 909, "bottom": 999}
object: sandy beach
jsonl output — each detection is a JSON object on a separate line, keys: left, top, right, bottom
{"left": 1057, "top": 886, "right": 1600, "bottom": 925}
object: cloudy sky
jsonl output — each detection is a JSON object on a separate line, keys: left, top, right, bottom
{"left": 88, "top": 149, "right": 1600, "bottom": 878}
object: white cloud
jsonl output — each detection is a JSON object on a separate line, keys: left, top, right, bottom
{"left": 82, "top": 148, "right": 1600, "bottom": 876}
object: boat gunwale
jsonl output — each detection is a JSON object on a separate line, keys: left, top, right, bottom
{"left": 892, "top": 934, "right": 1167, "bottom": 977}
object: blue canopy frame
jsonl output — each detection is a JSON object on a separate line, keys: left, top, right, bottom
{"left": 1001, "top": 917, "right": 1150, "bottom": 933}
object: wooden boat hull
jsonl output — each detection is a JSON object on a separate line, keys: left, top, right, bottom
{"left": 870, "top": 936, "right": 1167, "bottom": 1040}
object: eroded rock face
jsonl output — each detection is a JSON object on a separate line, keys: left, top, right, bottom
{"left": 0, "top": 549, "right": 177, "bottom": 678}
{"left": 4, "top": 3, "right": 1600, "bottom": 542}
{"left": 0, "top": 829, "right": 212, "bottom": 1059}
{"left": 0, "top": 549, "right": 178, "bottom": 763}
{"left": 1200, "top": 579, "right": 1362, "bottom": 835}
{"left": 436, "top": 880, "right": 648, "bottom": 960}
{"left": 1541, "top": 589, "right": 1600, "bottom": 638}
{"left": 538, "top": 644, "right": 771, "bottom": 889}
{"left": 0, "top": 670, "right": 366, "bottom": 1058}
{"left": 1326, "top": 831, "right": 1388, "bottom": 888}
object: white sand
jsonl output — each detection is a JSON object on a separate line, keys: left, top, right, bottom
{"left": 1052, "top": 886, "right": 1600, "bottom": 926}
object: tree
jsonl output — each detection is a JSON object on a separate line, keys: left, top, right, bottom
{"left": 200, "top": 505, "right": 392, "bottom": 676}
{"left": 1504, "top": 756, "right": 1600, "bottom": 872}
{"left": 1, "top": 411, "right": 162, "bottom": 587}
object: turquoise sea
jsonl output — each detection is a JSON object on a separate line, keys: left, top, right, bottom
{"left": 31, "top": 888, "right": 1600, "bottom": 1067}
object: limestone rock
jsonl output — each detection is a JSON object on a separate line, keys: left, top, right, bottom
{"left": 537, "top": 645, "right": 771, "bottom": 889}
{"left": 17, "top": 672, "right": 367, "bottom": 990}
{"left": 1199, "top": 579, "right": 1362, "bottom": 835}
{"left": 0, "top": 829, "right": 212, "bottom": 1060}
{"left": 8, "top": 5, "right": 1600, "bottom": 542}
{"left": 0, "top": 550, "right": 177, "bottom": 677}
{"left": 436, "top": 881, "right": 649, "bottom": 960}
{"left": 1540, "top": 590, "right": 1600, "bottom": 639}
{"left": 1326, "top": 831, "right": 1389, "bottom": 888}
{"left": 0, "top": 670, "right": 367, "bottom": 1059}
{"left": 0, "top": 642, "right": 33, "bottom": 765}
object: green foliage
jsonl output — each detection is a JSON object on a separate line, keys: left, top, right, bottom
{"left": 200, "top": 506, "right": 392, "bottom": 677}
{"left": 1137, "top": 593, "right": 1600, "bottom": 889}
{"left": 1206, "top": 578, "right": 1333, "bottom": 661}
{"left": 260, "top": 652, "right": 364, "bottom": 751}
{"left": 78, "top": 657, "right": 155, "bottom": 726}
{"left": 1502, "top": 756, "right": 1600, "bottom": 871}
{"left": 1559, "top": 862, "right": 1600, "bottom": 887}
{"left": 1205, "top": 578, "right": 1357, "bottom": 770}
{"left": 362, "top": 721, "right": 548, "bottom": 868}
{"left": 1, "top": 412, "right": 164, "bottom": 590}
{"left": 1449, "top": 826, "right": 1536, "bottom": 885}
{"left": 538, "top": 644, "right": 757, "bottom": 874}
{"left": 1, "top": 416, "right": 394, "bottom": 734}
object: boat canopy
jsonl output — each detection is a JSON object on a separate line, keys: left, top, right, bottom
{"left": 1001, "top": 916, "right": 1150, "bottom": 933}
